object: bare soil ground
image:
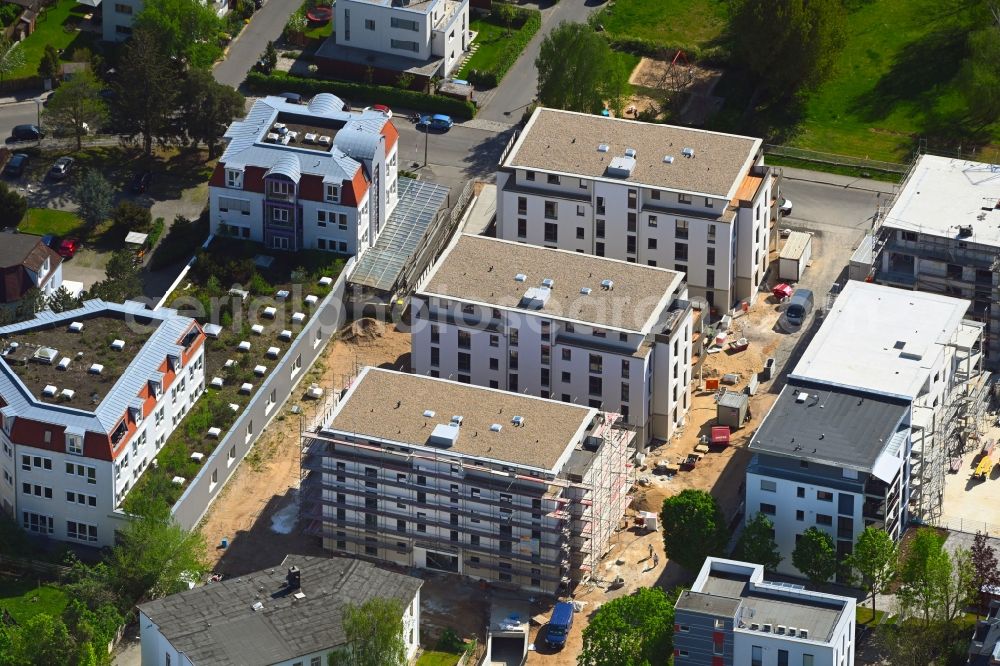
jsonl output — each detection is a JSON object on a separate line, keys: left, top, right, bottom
{"left": 627, "top": 57, "right": 725, "bottom": 125}
{"left": 197, "top": 321, "right": 412, "bottom": 574}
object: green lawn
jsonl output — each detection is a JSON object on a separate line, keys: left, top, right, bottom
{"left": 457, "top": 19, "right": 508, "bottom": 78}
{"left": 595, "top": 0, "right": 728, "bottom": 51}
{"left": 415, "top": 652, "right": 461, "bottom": 666}
{"left": 8, "top": 0, "right": 98, "bottom": 80}
{"left": 19, "top": 208, "right": 82, "bottom": 237}
{"left": 304, "top": 19, "right": 333, "bottom": 41}
{"left": 0, "top": 578, "right": 69, "bottom": 623}
{"left": 856, "top": 605, "right": 887, "bottom": 625}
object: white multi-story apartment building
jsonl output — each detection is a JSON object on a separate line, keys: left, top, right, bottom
{"left": 410, "top": 234, "right": 693, "bottom": 447}
{"left": 103, "top": 0, "right": 229, "bottom": 42}
{"left": 746, "top": 281, "right": 983, "bottom": 577}
{"left": 0, "top": 300, "right": 206, "bottom": 547}
{"left": 300, "top": 367, "right": 635, "bottom": 595}
{"left": 335, "top": 0, "right": 469, "bottom": 77}
{"left": 139, "top": 555, "right": 422, "bottom": 666}
{"left": 210, "top": 94, "right": 399, "bottom": 254}
{"left": 496, "top": 107, "right": 776, "bottom": 315}
{"left": 874, "top": 155, "right": 1000, "bottom": 368}
{"left": 673, "top": 557, "right": 856, "bottom": 666}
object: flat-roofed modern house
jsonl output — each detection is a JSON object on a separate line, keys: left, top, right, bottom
{"left": 673, "top": 557, "right": 856, "bottom": 666}
{"left": 138, "top": 555, "right": 422, "bottom": 666}
{"left": 873, "top": 155, "right": 1000, "bottom": 368}
{"left": 410, "top": 233, "right": 693, "bottom": 446}
{"left": 496, "top": 107, "right": 777, "bottom": 315}
{"left": 209, "top": 94, "right": 399, "bottom": 255}
{"left": 0, "top": 300, "right": 205, "bottom": 546}
{"left": 746, "top": 281, "right": 983, "bottom": 577}
{"left": 300, "top": 367, "right": 635, "bottom": 595}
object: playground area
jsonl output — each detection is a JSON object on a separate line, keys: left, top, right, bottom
{"left": 619, "top": 54, "right": 725, "bottom": 125}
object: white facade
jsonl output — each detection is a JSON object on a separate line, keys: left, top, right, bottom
{"left": 410, "top": 235, "right": 693, "bottom": 446}
{"left": 496, "top": 108, "right": 774, "bottom": 315}
{"left": 336, "top": 0, "right": 469, "bottom": 76}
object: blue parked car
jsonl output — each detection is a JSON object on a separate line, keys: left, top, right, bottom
{"left": 417, "top": 114, "right": 454, "bottom": 132}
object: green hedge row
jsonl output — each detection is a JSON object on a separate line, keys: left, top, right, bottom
{"left": 604, "top": 34, "right": 730, "bottom": 65}
{"left": 466, "top": 5, "right": 541, "bottom": 89}
{"left": 245, "top": 71, "right": 477, "bottom": 119}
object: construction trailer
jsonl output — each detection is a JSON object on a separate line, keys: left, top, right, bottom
{"left": 717, "top": 391, "right": 749, "bottom": 429}
{"left": 778, "top": 231, "right": 812, "bottom": 282}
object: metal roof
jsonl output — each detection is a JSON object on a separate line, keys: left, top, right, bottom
{"left": 349, "top": 177, "right": 449, "bottom": 292}
{"left": 307, "top": 92, "right": 345, "bottom": 115}
{"left": 265, "top": 154, "right": 302, "bottom": 183}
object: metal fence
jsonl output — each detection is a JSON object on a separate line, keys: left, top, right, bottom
{"left": 764, "top": 144, "right": 910, "bottom": 175}
{"left": 169, "top": 259, "right": 353, "bottom": 530}
{"left": 925, "top": 514, "right": 1000, "bottom": 537}
{"left": 0, "top": 554, "right": 71, "bottom": 580}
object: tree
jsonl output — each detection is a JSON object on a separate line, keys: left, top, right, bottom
{"left": 939, "top": 546, "right": 976, "bottom": 624}
{"left": 88, "top": 249, "right": 143, "bottom": 303}
{"left": 112, "top": 29, "right": 180, "bottom": 156}
{"left": 845, "top": 526, "right": 897, "bottom": 617}
{"left": 660, "top": 489, "right": 728, "bottom": 571}
{"left": 1, "top": 613, "right": 78, "bottom": 664}
{"left": 38, "top": 44, "right": 60, "bottom": 81}
{"left": 0, "top": 35, "right": 25, "bottom": 86}
{"left": 111, "top": 201, "right": 153, "bottom": 233}
{"left": 15, "top": 287, "right": 45, "bottom": 321}
{"left": 495, "top": 3, "right": 516, "bottom": 35}
{"left": 729, "top": 0, "right": 846, "bottom": 99}
{"left": 107, "top": 507, "right": 207, "bottom": 604}
{"left": 329, "top": 598, "right": 406, "bottom": 666}
{"left": 791, "top": 527, "right": 837, "bottom": 585}
{"left": 578, "top": 587, "right": 674, "bottom": 666}
{"left": 43, "top": 70, "right": 108, "bottom": 151}
{"left": 0, "top": 182, "right": 26, "bottom": 228}
{"left": 134, "top": 0, "right": 223, "bottom": 68}
{"left": 536, "top": 22, "right": 616, "bottom": 114}
{"left": 898, "top": 528, "right": 951, "bottom": 627}
{"left": 74, "top": 170, "right": 113, "bottom": 228}
{"left": 733, "top": 513, "right": 781, "bottom": 572}
{"left": 959, "top": 23, "right": 1000, "bottom": 125}
{"left": 180, "top": 70, "right": 244, "bottom": 159}
{"left": 259, "top": 41, "right": 278, "bottom": 75}
{"left": 971, "top": 532, "right": 1000, "bottom": 617}
{"left": 603, "top": 57, "right": 632, "bottom": 119}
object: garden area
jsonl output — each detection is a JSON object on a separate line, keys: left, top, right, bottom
{"left": 592, "top": 0, "right": 1000, "bottom": 162}
{"left": 0, "top": 577, "right": 69, "bottom": 623}
{"left": 457, "top": 3, "right": 540, "bottom": 89}
{"left": 5, "top": 0, "right": 99, "bottom": 82}
{"left": 123, "top": 239, "right": 346, "bottom": 512}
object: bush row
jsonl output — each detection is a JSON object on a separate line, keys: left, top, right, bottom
{"left": 466, "top": 5, "right": 541, "bottom": 89}
{"left": 604, "top": 34, "right": 730, "bottom": 65}
{"left": 246, "top": 71, "right": 477, "bottom": 119}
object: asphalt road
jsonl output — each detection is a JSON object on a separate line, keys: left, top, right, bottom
{"left": 0, "top": 100, "right": 42, "bottom": 146}
{"left": 213, "top": 0, "right": 303, "bottom": 89}
{"left": 778, "top": 175, "right": 895, "bottom": 232}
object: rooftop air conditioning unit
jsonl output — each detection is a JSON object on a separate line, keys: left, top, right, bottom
{"left": 514, "top": 273, "right": 527, "bottom": 283}
{"left": 511, "top": 415, "right": 525, "bottom": 427}
{"left": 541, "top": 278, "right": 555, "bottom": 289}
{"left": 750, "top": 623, "right": 759, "bottom": 630}
{"left": 788, "top": 627, "right": 797, "bottom": 637}
{"left": 597, "top": 144, "right": 610, "bottom": 153}
{"left": 682, "top": 147, "right": 695, "bottom": 158}
{"left": 796, "top": 391, "right": 809, "bottom": 403}
{"left": 451, "top": 415, "right": 464, "bottom": 426}
{"left": 580, "top": 287, "right": 592, "bottom": 295}
{"left": 776, "top": 625, "right": 786, "bottom": 634}
{"left": 663, "top": 155, "right": 674, "bottom": 164}
{"left": 624, "top": 148, "right": 636, "bottom": 158}
{"left": 68, "top": 321, "right": 84, "bottom": 332}
{"left": 762, "top": 624, "right": 772, "bottom": 633}
{"left": 799, "top": 629, "right": 808, "bottom": 639}
{"left": 423, "top": 410, "right": 436, "bottom": 418}
{"left": 601, "top": 279, "right": 614, "bottom": 290}
{"left": 490, "top": 423, "right": 502, "bottom": 432}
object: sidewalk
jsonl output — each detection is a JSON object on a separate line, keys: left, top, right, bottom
{"left": 779, "top": 166, "right": 898, "bottom": 195}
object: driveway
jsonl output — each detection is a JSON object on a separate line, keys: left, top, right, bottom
{"left": 214, "top": 0, "right": 303, "bottom": 88}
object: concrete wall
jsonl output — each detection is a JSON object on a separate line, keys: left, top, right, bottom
{"left": 169, "top": 260, "right": 353, "bottom": 530}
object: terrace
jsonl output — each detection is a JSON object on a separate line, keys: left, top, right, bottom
{"left": 0, "top": 314, "right": 158, "bottom": 407}
{"left": 260, "top": 112, "right": 349, "bottom": 153}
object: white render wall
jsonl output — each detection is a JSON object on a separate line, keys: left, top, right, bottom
{"left": 429, "top": 2, "right": 468, "bottom": 76}
{"left": 733, "top": 621, "right": 854, "bottom": 666}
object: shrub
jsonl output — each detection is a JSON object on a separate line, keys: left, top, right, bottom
{"left": 466, "top": 6, "right": 540, "bottom": 89}
{"left": 150, "top": 214, "right": 209, "bottom": 270}
{"left": 245, "top": 71, "right": 477, "bottom": 119}
{"left": 0, "top": 182, "right": 27, "bottom": 228}
{"left": 146, "top": 217, "right": 166, "bottom": 248}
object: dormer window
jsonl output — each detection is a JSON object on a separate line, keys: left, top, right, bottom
{"left": 325, "top": 184, "right": 340, "bottom": 203}
{"left": 66, "top": 434, "right": 83, "bottom": 456}
{"left": 226, "top": 168, "right": 243, "bottom": 189}
{"left": 40, "top": 257, "right": 50, "bottom": 277}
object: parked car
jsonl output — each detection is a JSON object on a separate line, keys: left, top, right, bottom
{"left": 779, "top": 198, "right": 793, "bottom": 215}
{"left": 131, "top": 170, "right": 152, "bottom": 193}
{"left": 3, "top": 153, "right": 28, "bottom": 177}
{"left": 416, "top": 114, "right": 454, "bottom": 132}
{"left": 10, "top": 124, "right": 43, "bottom": 142}
{"left": 57, "top": 238, "right": 81, "bottom": 259}
{"left": 545, "top": 602, "right": 574, "bottom": 649}
{"left": 48, "top": 156, "right": 75, "bottom": 180}
{"left": 364, "top": 104, "right": 392, "bottom": 118}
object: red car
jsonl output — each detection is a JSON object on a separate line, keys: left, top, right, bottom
{"left": 58, "top": 238, "right": 80, "bottom": 259}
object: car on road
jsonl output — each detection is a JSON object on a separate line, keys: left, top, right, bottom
{"left": 57, "top": 238, "right": 80, "bottom": 259}
{"left": 131, "top": 170, "right": 152, "bottom": 194}
{"left": 779, "top": 197, "right": 793, "bottom": 215}
{"left": 48, "top": 156, "right": 75, "bottom": 180}
{"left": 3, "top": 153, "right": 28, "bottom": 178}
{"left": 416, "top": 114, "right": 454, "bottom": 132}
{"left": 10, "top": 124, "right": 44, "bottom": 142}
{"left": 365, "top": 104, "right": 392, "bottom": 118}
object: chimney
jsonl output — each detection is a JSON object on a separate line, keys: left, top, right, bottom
{"left": 287, "top": 565, "right": 301, "bottom": 589}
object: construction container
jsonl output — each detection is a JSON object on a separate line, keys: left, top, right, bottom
{"left": 778, "top": 231, "right": 812, "bottom": 282}
{"left": 717, "top": 391, "right": 749, "bottom": 429}
{"left": 850, "top": 233, "right": 875, "bottom": 281}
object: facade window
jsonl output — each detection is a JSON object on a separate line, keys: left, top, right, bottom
{"left": 390, "top": 39, "right": 419, "bottom": 52}
{"left": 525, "top": 170, "right": 535, "bottom": 181}
{"left": 391, "top": 16, "right": 418, "bottom": 30}
{"left": 595, "top": 242, "right": 604, "bottom": 257}
{"left": 517, "top": 219, "right": 527, "bottom": 238}
{"left": 66, "top": 462, "right": 97, "bottom": 484}
{"left": 576, "top": 205, "right": 585, "bottom": 217}
{"left": 544, "top": 222, "right": 558, "bottom": 242}
{"left": 675, "top": 219, "right": 689, "bottom": 239}
{"left": 816, "top": 514, "right": 833, "bottom": 526}
{"left": 66, "top": 520, "right": 98, "bottom": 542}
{"left": 803, "top": 656, "right": 814, "bottom": 666}
{"left": 621, "top": 360, "right": 630, "bottom": 379}
{"left": 777, "top": 650, "right": 788, "bottom": 666}
{"left": 707, "top": 247, "right": 716, "bottom": 265}
{"left": 796, "top": 509, "right": 805, "bottom": 521}
{"left": 22, "top": 512, "right": 53, "bottom": 535}
{"left": 678, "top": 193, "right": 692, "bottom": 205}
{"left": 705, "top": 197, "right": 714, "bottom": 208}
{"left": 66, "top": 434, "right": 84, "bottom": 456}
{"left": 751, "top": 646, "right": 762, "bottom": 666}
{"left": 707, "top": 269, "right": 715, "bottom": 288}
{"left": 324, "top": 184, "right": 340, "bottom": 203}
{"left": 817, "top": 490, "right": 834, "bottom": 502}
{"left": 647, "top": 237, "right": 657, "bottom": 250}
{"left": 797, "top": 486, "right": 805, "bottom": 497}
{"left": 517, "top": 196, "right": 527, "bottom": 215}
{"left": 588, "top": 376, "right": 602, "bottom": 396}
{"left": 675, "top": 243, "right": 688, "bottom": 261}
{"left": 648, "top": 215, "right": 658, "bottom": 227}
{"left": 489, "top": 334, "right": 499, "bottom": 347}
{"left": 576, "top": 227, "right": 585, "bottom": 239}
{"left": 627, "top": 212, "right": 637, "bottom": 232}
{"left": 364, "top": 18, "right": 375, "bottom": 29}
{"left": 760, "top": 503, "right": 776, "bottom": 515}
{"left": 114, "top": 2, "right": 132, "bottom": 13}
{"left": 544, "top": 201, "right": 557, "bottom": 220}
{"left": 760, "top": 479, "right": 776, "bottom": 492}
{"left": 708, "top": 225, "right": 716, "bottom": 242}
{"left": 589, "top": 354, "right": 602, "bottom": 373}
{"left": 458, "top": 330, "right": 471, "bottom": 349}
{"left": 547, "top": 174, "right": 560, "bottom": 185}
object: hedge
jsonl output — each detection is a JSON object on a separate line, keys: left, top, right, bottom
{"left": 603, "top": 34, "right": 730, "bottom": 66}
{"left": 466, "top": 5, "right": 541, "bottom": 89}
{"left": 245, "top": 71, "right": 477, "bottom": 119}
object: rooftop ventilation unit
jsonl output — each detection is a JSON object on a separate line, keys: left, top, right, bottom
{"left": 600, "top": 279, "right": 614, "bottom": 290}
{"left": 111, "top": 339, "right": 125, "bottom": 351}
{"left": 423, "top": 409, "right": 436, "bottom": 418}
{"left": 624, "top": 147, "right": 637, "bottom": 158}
{"left": 750, "top": 623, "right": 759, "bottom": 630}
{"left": 520, "top": 286, "right": 551, "bottom": 310}
{"left": 682, "top": 147, "right": 695, "bottom": 158}
{"left": 42, "top": 385, "right": 57, "bottom": 397}
{"left": 490, "top": 423, "right": 503, "bottom": 432}
{"left": 429, "top": 423, "right": 460, "bottom": 448}
{"left": 606, "top": 155, "right": 636, "bottom": 178}
{"left": 68, "top": 322, "right": 84, "bottom": 332}
{"left": 663, "top": 155, "right": 675, "bottom": 164}
{"left": 762, "top": 624, "right": 772, "bottom": 633}
{"left": 541, "top": 278, "right": 555, "bottom": 289}
{"left": 787, "top": 627, "right": 797, "bottom": 637}
{"left": 252, "top": 601, "right": 264, "bottom": 612}
{"left": 89, "top": 363, "right": 104, "bottom": 375}
{"left": 799, "top": 629, "right": 808, "bottom": 639}
{"left": 776, "top": 625, "right": 786, "bottom": 634}
{"left": 796, "top": 391, "right": 809, "bottom": 403}
{"left": 60, "top": 388, "right": 74, "bottom": 400}
{"left": 57, "top": 357, "right": 71, "bottom": 370}
{"left": 580, "top": 287, "right": 592, "bottom": 295}
{"left": 450, "top": 415, "right": 464, "bottom": 426}
{"left": 514, "top": 273, "right": 527, "bottom": 283}
{"left": 958, "top": 225, "right": 974, "bottom": 238}
{"left": 597, "top": 143, "right": 610, "bottom": 153}
{"left": 511, "top": 415, "right": 525, "bottom": 427}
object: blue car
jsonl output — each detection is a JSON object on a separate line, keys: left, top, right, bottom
{"left": 417, "top": 114, "right": 454, "bottom": 132}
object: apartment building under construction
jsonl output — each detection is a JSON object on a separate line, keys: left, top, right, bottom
{"left": 300, "top": 367, "right": 635, "bottom": 595}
